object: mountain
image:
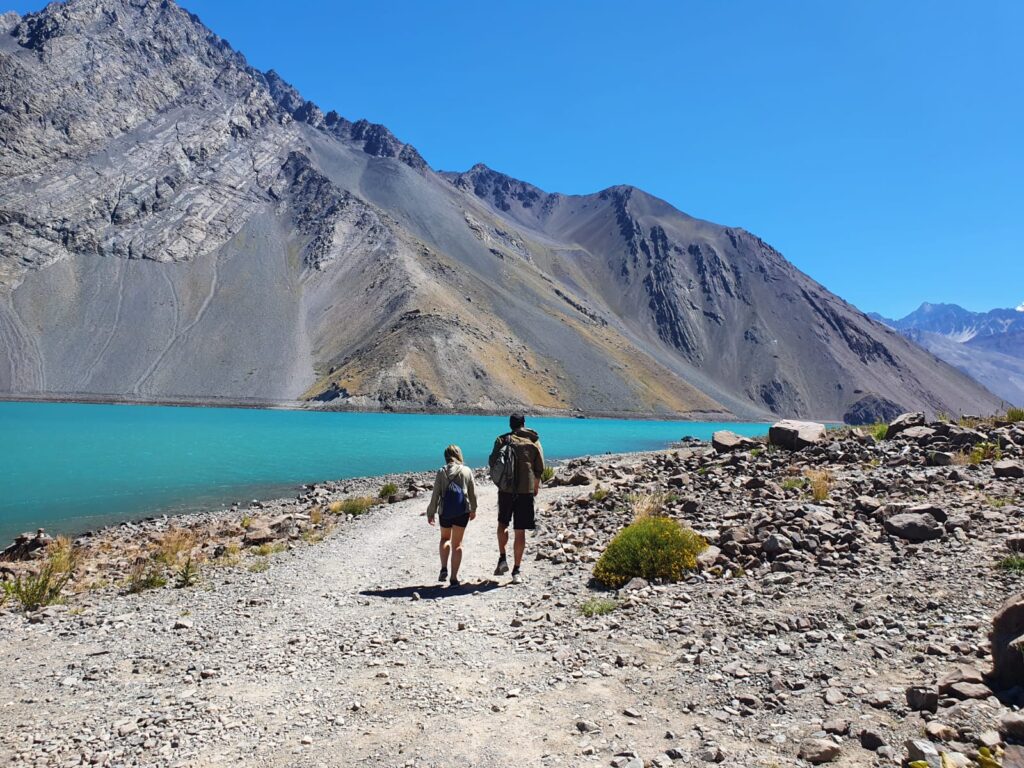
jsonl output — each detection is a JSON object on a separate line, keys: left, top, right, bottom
{"left": 883, "top": 302, "right": 1024, "bottom": 347}
{"left": 901, "top": 330, "right": 1024, "bottom": 407}
{"left": 873, "top": 303, "right": 1024, "bottom": 406}
{"left": 0, "top": 0, "right": 1005, "bottom": 421}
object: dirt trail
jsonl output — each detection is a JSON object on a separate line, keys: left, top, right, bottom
{"left": 1, "top": 482, "right": 644, "bottom": 768}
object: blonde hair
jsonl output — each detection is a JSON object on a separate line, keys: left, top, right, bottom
{"left": 444, "top": 444, "right": 463, "bottom": 463}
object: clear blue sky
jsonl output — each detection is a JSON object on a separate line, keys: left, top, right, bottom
{"left": 11, "top": 0, "right": 1024, "bottom": 318}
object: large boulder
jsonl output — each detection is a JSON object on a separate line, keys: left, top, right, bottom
{"left": 884, "top": 512, "right": 944, "bottom": 542}
{"left": 711, "top": 430, "right": 757, "bottom": 453}
{"left": 994, "top": 460, "right": 1024, "bottom": 479}
{"left": 0, "top": 529, "right": 53, "bottom": 562}
{"left": 885, "top": 411, "right": 926, "bottom": 439}
{"left": 990, "top": 593, "right": 1024, "bottom": 690}
{"left": 768, "top": 420, "right": 826, "bottom": 451}
{"left": 898, "top": 425, "right": 937, "bottom": 442}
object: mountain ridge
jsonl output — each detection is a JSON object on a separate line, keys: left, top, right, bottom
{"left": 0, "top": 0, "right": 1006, "bottom": 421}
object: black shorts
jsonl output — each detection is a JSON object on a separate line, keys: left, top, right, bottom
{"left": 440, "top": 513, "right": 470, "bottom": 529}
{"left": 498, "top": 492, "right": 535, "bottom": 530}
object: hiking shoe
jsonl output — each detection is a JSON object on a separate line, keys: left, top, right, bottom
{"left": 511, "top": 567, "right": 521, "bottom": 584}
{"left": 438, "top": 568, "right": 448, "bottom": 583}
{"left": 449, "top": 577, "right": 460, "bottom": 588}
{"left": 494, "top": 556, "right": 509, "bottom": 576}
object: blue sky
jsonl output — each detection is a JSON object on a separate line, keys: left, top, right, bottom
{"left": 11, "top": 0, "right": 1024, "bottom": 318}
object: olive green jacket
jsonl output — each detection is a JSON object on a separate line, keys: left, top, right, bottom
{"left": 488, "top": 427, "right": 545, "bottom": 495}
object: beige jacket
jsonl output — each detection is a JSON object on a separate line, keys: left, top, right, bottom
{"left": 426, "top": 462, "right": 478, "bottom": 522}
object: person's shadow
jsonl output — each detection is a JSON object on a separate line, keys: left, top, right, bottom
{"left": 360, "top": 580, "right": 502, "bottom": 600}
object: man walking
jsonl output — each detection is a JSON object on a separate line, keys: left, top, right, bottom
{"left": 488, "top": 412, "right": 544, "bottom": 584}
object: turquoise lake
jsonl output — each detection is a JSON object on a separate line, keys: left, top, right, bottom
{"left": 0, "top": 401, "right": 767, "bottom": 542}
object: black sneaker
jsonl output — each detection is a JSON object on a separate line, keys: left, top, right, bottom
{"left": 449, "top": 577, "right": 460, "bottom": 588}
{"left": 438, "top": 568, "right": 448, "bottom": 583}
{"left": 494, "top": 556, "right": 509, "bottom": 576}
{"left": 510, "top": 566, "right": 521, "bottom": 584}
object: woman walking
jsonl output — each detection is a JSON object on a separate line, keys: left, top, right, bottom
{"left": 426, "top": 444, "right": 477, "bottom": 587}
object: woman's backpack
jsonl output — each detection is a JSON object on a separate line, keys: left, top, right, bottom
{"left": 440, "top": 468, "right": 467, "bottom": 521}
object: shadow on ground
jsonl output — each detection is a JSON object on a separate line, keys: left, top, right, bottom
{"left": 360, "top": 581, "right": 502, "bottom": 600}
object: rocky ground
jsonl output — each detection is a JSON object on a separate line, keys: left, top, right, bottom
{"left": 2, "top": 414, "right": 1024, "bottom": 768}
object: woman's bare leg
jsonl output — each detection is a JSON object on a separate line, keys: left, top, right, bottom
{"left": 450, "top": 525, "right": 467, "bottom": 581}
{"left": 439, "top": 527, "right": 452, "bottom": 569}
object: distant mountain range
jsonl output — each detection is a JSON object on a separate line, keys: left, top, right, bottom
{"left": 0, "top": 0, "right": 1005, "bottom": 421}
{"left": 871, "top": 303, "right": 1024, "bottom": 406}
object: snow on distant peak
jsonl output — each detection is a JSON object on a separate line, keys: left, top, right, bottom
{"left": 1017, "top": 301, "right": 1024, "bottom": 312}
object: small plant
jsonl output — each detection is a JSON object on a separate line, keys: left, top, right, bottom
{"left": 580, "top": 597, "right": 618, "bottom": 617}
{"left": 248, "top": 557, "right": 270, "bottom": 573}
{"left": 1, "top": 580, "right": 13, "bottom": 607}
{"left": 154, "top": 528, "right": 196, "bottom": 566}
{"left": 969, "top": 442, "right": 1001, "bottom": 465}
{"left": 1005, "top": 407, "right": 1024, "bottom": 423}
{"left": 749, "top": 447, "right": 763, "bottom": 458}
{"left": 254, "top": 542, "right": 286, "bottom": 557}
{"left": 987, "top": 495, "right": 1012, "bottom": 508}
{"left": 593, "top": 516, "right": 707, "bottom": 589}
{"left": 591, "top": 485, "right": 609, "bottom": 502}
{"left": 332, "top": 496, "right": 375, "bottom": 516}
{"left": 126, "top": 560, "right": 167, "bottom": 593}
{"left": 869, "top": 422, "right": 889, "bottom": 441}
{"left": 6, "top": 539, "right": 79, "bottom": 611}
{"left": 626, "top": 492, "right": 667, "bottom": 520}
{"left": 804, "top": 469, "right": 831, "bottom": 501}
{"left": 541, "top": 466, "right": 555, "bottom": 483}
{"left": 378, "top": 482, "right": 399, "bottom": 499}
{"left": 998, "top": 554, "right": 1024, "bottom": 573}
{"left": 301, "top": 528, "right": 326, "bottom": 544}
{"left": 240, "top": 515, "right": 253, "bottom": 529}
{"left": 951, "top": 451, "right": 971, "bottom": 466}
{"left": 309, "top": 506, "right": 323, "bottom": 525}
{"left": 781, "top": 477, "right": 807, "bottom": 491}
{"left": 175, "top": 557, "right": 199, "bottom": 588}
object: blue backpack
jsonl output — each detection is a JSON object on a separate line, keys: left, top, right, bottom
{"left": 441, "top": 469, "right": 467, "bottom": 522}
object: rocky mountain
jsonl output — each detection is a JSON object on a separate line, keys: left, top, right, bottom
{"left": 872, "top": 304, "right": 1024, "bottom": 407}
{"left": 878, "top": 302, "right": 1024, "bottom": 347}
{"left": 0, "top": 0, "right": 1006, "bottom": 421}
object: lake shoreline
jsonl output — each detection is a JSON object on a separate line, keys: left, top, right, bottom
{"left": 0, "top": 449, "right": 669, "bottom": 555}
{"left": 0, "top": 391, "right": 769, "bottom": 423}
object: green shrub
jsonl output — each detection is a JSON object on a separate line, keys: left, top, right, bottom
{"left": 580, "top": 597, "right": 618, "bottom": 617}
{"left": 175, "top": 556, "right": 199, "bottom": 588}
{"left": 378, "top": 482, "right": 398, "bottom": 498}
{"left": 869, "top": 422, "right": 888, "bottom": 441}
{"left": 541, "top": 466, "right": 555, "bottom": 483}
{"left": 1006, "top": 407, "right": 1024, "bottom": 423}
{"left": 330, "top": 496, "right": 375, "bottom": 516}
{"left": 969, "top": 442, "right": 1001, "bottom": 465}
{"left": 593, "top": 516, "right": 706, "bottom": 589}
{"left": 781, "top": 477, "right": 807, "bottom": 491}
{"left": 6, "top": 540, "right": 79, "bottom": 611}
{"left": 591, "top": 485, "right": 609, "bottom": 502}
{"left": 248, "top": 557, "right": 269, "bottom": 573}
{"left": 254, "top": 542, "right": 286, "bottom": 557}
{"left": 998, "top": 554, "right": 1024, "bottom": 574}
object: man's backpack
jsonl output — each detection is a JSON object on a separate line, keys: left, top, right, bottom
{"left": 441, "top": 469, "right": 467, "bottom": 522}
{"left": 489, "top": 435, "right": 518, "bottom": 493}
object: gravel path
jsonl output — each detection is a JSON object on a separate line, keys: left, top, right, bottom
{"left": 1, "top": 481, "right": 639, "bottom": 768}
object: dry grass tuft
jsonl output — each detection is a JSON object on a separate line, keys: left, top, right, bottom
{"left": 803, "top": 469, "right": 831, "bottom": 501}
{"left": 153, "top": 528, "right": 196, "bottom": 566}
